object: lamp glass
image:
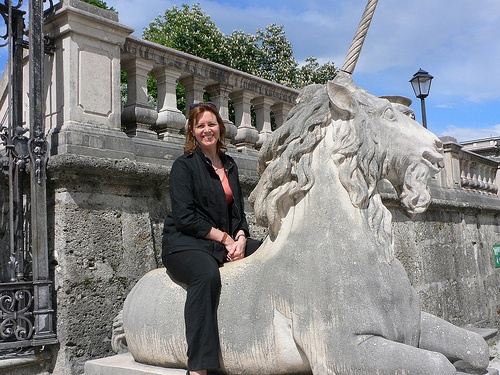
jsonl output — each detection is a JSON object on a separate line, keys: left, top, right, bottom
{"left": 410, "top": 69, "right": 433, "bottom": 99}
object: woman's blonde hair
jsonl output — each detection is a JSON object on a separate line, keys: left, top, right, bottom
{"left": 184, "top": 102, "right": 227, "bottom": 154}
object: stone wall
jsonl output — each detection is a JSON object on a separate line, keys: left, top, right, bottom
{"left": 392, "top": 189, "right": 500, "bottom": 328}
{"left": 47, "top": 155, "right": 169, "bottom": 374}
{"left": 2, "top": 143, "right": 499, "bottom": 374}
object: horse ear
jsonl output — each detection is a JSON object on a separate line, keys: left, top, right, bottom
{"left": 327, "top": 80, "right": 356, "bottom": 121}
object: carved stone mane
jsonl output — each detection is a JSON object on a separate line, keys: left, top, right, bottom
{"left": 250, "top": 72, "right": 398, "bottom": 255}
{"left": 250, "top": 83, "right": 332, "bottom": 240}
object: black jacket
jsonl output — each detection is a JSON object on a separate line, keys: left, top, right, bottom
{"left": 162, "top": 147, "right": 250, "bottom": 264}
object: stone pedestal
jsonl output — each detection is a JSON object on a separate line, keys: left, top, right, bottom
{"left": 44, "top": 0, "right": 136, "bottom": 158}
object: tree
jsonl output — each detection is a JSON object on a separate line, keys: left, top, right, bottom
{"left": 143, "top": 4, "right": 228, "bottom": 64}
{"left": 142, "top": 3, "right": 337, "bottom": 90}
{"left": 256, "top": 24, "right": 298, "bottom": 87}
{"left": 225, "top": 30, "right": 260, "bottom": 75}
{"left": 81, "top": 0, "right": 115, "bottom": 11}
{"left": 297, "top": 57, "right": 337, "bottom": 87}
{"left": 142, "top": 4, "right": 229, "bottom": 113}
{"left": 140, "top": 3, "right": 338, "bottom": 118}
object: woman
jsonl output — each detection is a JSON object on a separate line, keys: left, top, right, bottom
{"left": 162, "top": 102, "right": 260, "bottom": 375}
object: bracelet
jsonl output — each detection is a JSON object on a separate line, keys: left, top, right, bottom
{"left": 221, "top": 232, "right": 228, "bottom": 245}
{"left": 235, "top": 234, "right": 246, "bottom": 241}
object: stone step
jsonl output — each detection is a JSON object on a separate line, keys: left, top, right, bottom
{"left": 84, "top": 353, "right": 185, "bottom": 375}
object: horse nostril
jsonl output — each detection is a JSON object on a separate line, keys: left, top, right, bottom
{"left": 435, "top": 138, "right": 443, "bottom": 150}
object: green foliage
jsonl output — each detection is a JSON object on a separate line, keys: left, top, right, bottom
{"left": 143, "top": 4, "right": 227, "bottom": 64}
{"left": 81, "top": 0, "right": 115, "bottom": 11}
{"left": 142, "top": 3, "right": 337, "bottom": 90}
{"left": 225, "top": 30, "right": 260, "bottom": 74}
{"left": 256, "top": 24, "right": 298, "bottom": 87}
{"left": 297, "top": 57, "right": 337, "bottom": 86}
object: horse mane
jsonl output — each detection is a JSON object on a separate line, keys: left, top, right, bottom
{"left": 249, "top": 73, "right": 394, "bottom": 259}
{"left": 249, "top": 84, "right": 332, "bottom": 239}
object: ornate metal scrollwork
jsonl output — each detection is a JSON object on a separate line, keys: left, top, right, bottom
{"left": 28, "top": 129, "right": 47, "bottom": 184}
{"left": 0, "top": 288, "right": 34, "bottom": 342}
{"left": 12, "top": 126, "right": 30, "bottom": 163}
{"left": 0, "top": 124, "right": 8, "bottom": 169}
{"left": 0, "top": 0, "right": 25, "bottom": 48}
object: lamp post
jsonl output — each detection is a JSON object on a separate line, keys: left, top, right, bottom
{"left": 410, "top": 68, "right": 433, "bottom": 128}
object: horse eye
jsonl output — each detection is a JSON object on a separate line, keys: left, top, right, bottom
{"left": 383, "top": 107, "right": 396, "bottom": 121}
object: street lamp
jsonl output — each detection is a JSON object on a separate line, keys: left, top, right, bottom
{"left": 410, "top": 68, "right": 433, "bottom": 128}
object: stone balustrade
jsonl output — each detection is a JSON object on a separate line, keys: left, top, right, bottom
{"left": 437, "top": 137, "right": 499, "bottom": 195}
{"left": 120, "top": 36, "right": 298, "bottom": 151}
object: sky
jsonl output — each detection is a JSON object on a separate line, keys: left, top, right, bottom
{"left": 1, "top": 0, "right": 499, "bottom": 143}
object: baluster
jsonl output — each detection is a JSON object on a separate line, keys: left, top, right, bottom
{"left": 470, "top": 162, "right": 479, "bottom": 189}
{"left": 121, "top": 58, "right": 158, "bottom": 139}
{"left": 206, "top": 84, "right": 237, "bottom": 145}
{"left": 271, "top": 102, "right": 294, "bottom": 129}
{"left": 230, "top": 90, "right": 258, "bottom": 151}
{"left": 180, "top": 76, "right": 207, "bottom": 116}
{"left": 460, "top": 162, "right": 468, "bottom": 188}
{"left": 252, "top": 96, "right": 274, "bottom": 149}
{"left": 151, "top": 67, "right": 185, "bottom": 143}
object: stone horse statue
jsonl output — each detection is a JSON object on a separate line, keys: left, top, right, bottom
{"left": 114, "top": 72, "right": 489, "bottom": 374}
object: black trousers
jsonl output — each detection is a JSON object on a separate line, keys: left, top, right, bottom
{"left": 164, "top": 239, "right": 262, "bottom": 371}
{"left": 165, "top": 250, "right": 222, "bottom": 371}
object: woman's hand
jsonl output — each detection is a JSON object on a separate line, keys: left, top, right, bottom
{"left": 206, "top": 228, "right": 247, "bottom": 262}
{"left": 225, "top": 234, "right": 246, "bottom": 261}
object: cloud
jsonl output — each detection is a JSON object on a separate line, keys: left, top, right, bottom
{"left": 113, "top": 0, "right": 174, "bottom": 35}
{"left": 440, "top": 124, "right": 500, "bottom": 143}
{"left": 435, "top": 103, "right": 456, "bottom": 110}
{"left": 356, "top": 0, "right": 500, "bottom": 103}
{"left": 0, "top": 0, "right": 494, "bottom": 142}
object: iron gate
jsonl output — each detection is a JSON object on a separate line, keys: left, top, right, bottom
{"left": 0, "top": 0, "right": 57, "bottom": 353}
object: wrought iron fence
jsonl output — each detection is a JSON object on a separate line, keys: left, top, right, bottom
{"left": 0, "top": 0, "right": 57, "bottom": 354}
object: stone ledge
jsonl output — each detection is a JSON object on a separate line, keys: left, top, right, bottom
{"left": 84, "top": 353, "right": 186, "bottom": 375}
{"left": 0, "top": 349, "right": 53, "bottom": 375}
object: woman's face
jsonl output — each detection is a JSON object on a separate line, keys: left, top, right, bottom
{"left": 193, "top": 110, "right": 220, "bottom": 153}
